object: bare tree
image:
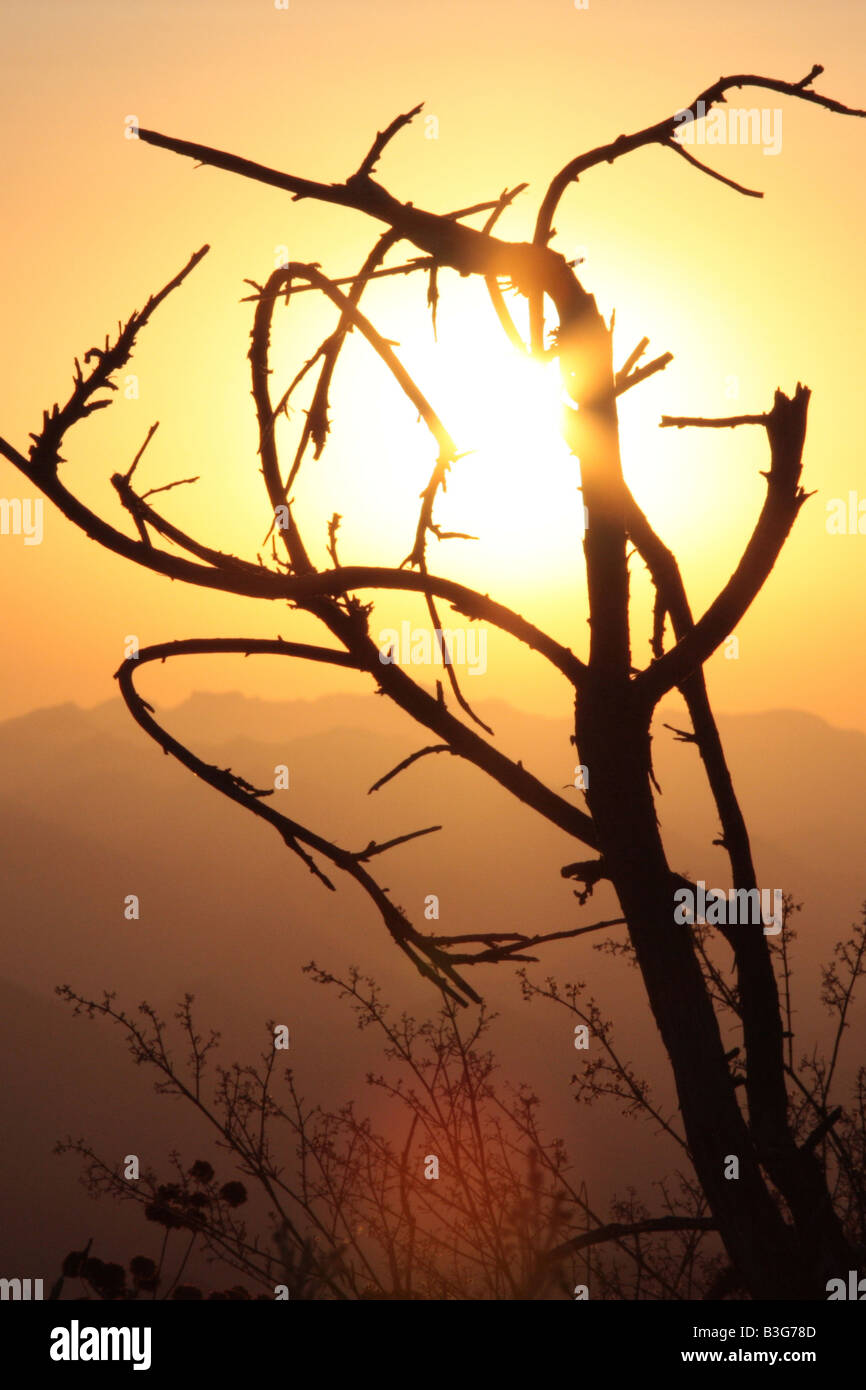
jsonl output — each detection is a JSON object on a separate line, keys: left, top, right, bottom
{"left": 4, "top": 65, "right": 866, "bottom": 1298}
{"left": 52, "top": 903, "right": 866, "bottom": 1300}
{"left": 51, "top": 967, "right": 722, "bottom": 1301}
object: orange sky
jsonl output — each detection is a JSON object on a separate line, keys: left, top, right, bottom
{"left": 2, "top": 0, "right": 865, "bottom": 730}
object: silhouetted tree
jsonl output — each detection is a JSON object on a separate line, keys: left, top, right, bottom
{"left": 49, "top": 966, "right": 724, "bottom": 1300}
{"left": 53, "top": 902, "right": 866, "bottom": 1299}
{"left": 5, "top": 65, "right": 866, "bottom": 1298}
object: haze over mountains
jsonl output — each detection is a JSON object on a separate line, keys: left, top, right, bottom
{"left": 1, "top": 690, "right": 864, "bottom": 1285}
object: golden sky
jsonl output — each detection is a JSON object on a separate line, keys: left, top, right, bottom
{"left": 2, "top": 0, "right": 865, "bottom": 729}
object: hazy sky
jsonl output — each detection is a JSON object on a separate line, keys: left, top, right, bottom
{"left": 2, "top": 0, "right": 865, "bottom": 729}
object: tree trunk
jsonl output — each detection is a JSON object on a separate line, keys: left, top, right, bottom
{"left": 561, "top": 291, "right": 848, "bottom": 1298}
{"left": 576, "top": 678, "right": 810, "bottom": 1296}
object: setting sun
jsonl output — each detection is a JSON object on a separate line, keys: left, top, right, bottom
{"left": 394, "top": 314, "right": 582, "bottom": 551}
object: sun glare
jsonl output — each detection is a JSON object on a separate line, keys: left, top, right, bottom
{"left": 396, "top": 317, "right": 585, "bottom": 585}
{"left": 302, "top": 284, "right": 712, "bottom": 605}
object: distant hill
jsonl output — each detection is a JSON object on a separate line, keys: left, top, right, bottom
{"left": 1, "top": 692, "right": 864, "bottom": 1282}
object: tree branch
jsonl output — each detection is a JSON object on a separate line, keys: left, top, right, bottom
{"left": 114, "top": 638, "right": 481, "bottom": 1006}
{"left": 637, "top": 385, "right": 812, "bottom": 703}
{"left": 547, "top": 1216, "right": 716, "bottom": 1263}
